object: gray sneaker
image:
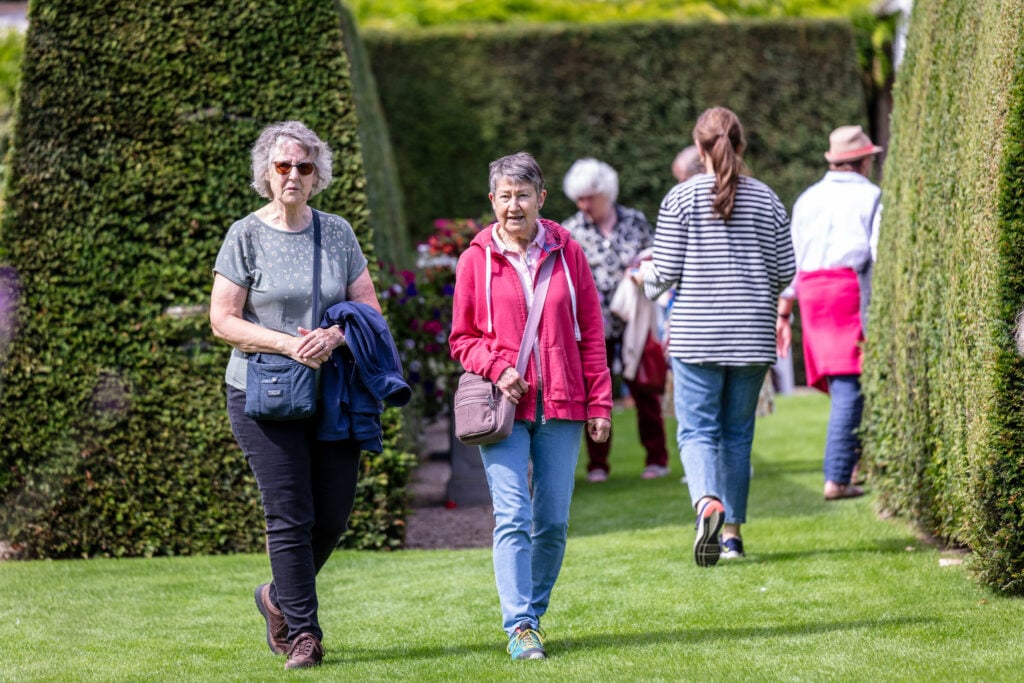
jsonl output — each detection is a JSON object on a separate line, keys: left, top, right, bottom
{"left": 693, "top": 498, "right": 725, "bottom": 567}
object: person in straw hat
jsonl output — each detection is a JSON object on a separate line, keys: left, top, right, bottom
{"left": 776, "top": 125, "right": 883, "bottom": 501}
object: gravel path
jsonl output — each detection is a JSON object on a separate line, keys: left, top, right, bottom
{"left": 404, "top": 415, "right": 493, "bottom": 550}
{"left": 405, "top": 457, "right": 494, "bottom": 550}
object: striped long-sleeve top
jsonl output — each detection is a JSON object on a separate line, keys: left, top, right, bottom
{"left": 644, "top": 173, "right": 795, "bottom": 365}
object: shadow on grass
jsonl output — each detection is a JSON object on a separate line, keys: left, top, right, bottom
{"left": 336, "top": 615, "right": 934, "bottom": 663}
{"left": 551, "top": 614, "right": 935, "bottom": 651}
{"left": 747, "top": 536, "right": 920, "bottom": 563}
{"left": 568, "top": 460, "right": 841, "bottom": 539}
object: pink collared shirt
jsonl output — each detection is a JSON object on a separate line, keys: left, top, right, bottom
{"left": 492, "top": 221, "right": 547, "bottom": 307}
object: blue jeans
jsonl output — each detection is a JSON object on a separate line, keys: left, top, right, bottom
{"left": 227, "top": 386, "right": 362, "bottom": 642}
{"left": 824, "top": 375, "right": 863, "bottom": 484}
{"left": 673, "top": 360, "right": 769, "bottom": 525}
{"left": 480, "top": 418, "right": 584, "bottom": 635}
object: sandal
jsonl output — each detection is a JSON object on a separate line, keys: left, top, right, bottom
{"left": 824, "top": 482, "right": 864, "bottom": 501}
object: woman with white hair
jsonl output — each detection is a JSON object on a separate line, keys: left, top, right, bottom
{"left": 562, "top": 158, "right": 670, "bottom": 483}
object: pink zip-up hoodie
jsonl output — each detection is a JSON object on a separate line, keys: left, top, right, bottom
{"left": 450, "top": 218, "right": 612, "bottom": 423}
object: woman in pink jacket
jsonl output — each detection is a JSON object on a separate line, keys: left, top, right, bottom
{"left": 450, "top": 152, "right": 612, "bottom": 661}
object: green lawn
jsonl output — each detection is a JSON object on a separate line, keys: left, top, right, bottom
{"left": 2, "top": 393, "right": 1021, "bottom": 681}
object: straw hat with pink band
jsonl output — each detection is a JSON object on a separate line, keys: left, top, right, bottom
{"left": 824, "top": 125, "right": 884, "bottom": 163}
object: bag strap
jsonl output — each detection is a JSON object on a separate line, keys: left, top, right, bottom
{"left": 514, "top": 255, "right": 555, "bottom": 375}
{"left": 311, "top": 209, "right": 322, "bottom": 329}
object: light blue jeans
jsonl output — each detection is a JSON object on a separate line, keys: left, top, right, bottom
{"left": 673, "top": 359, "right": 769, "bottom": 525}
{"left": 480, "top": 418, "right": 584, "bottom": 635}
{"left": 824, "top": 374, "right": 863, "bottom": 484}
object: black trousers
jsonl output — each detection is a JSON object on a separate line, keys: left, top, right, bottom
{"left": 227, "top": 386, "right": 361, "bottom": 642}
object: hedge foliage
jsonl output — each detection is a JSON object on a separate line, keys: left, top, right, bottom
{"left": 364, "top": 20, "right": 872, "bottom": 243}
{"left": 348, "top": 0, "right": 876, "bottom": 30}
{"left": 862, "top": 0, "right": 1024, "bottom": 593}
{"left": 0, "top": 29, "right": 21, "bottom": 182}
{"left": 0, "top": 0, "right": 415, "bottom": 558}
{"left": 336, "top": 4, "right": 413, "bottom": 269}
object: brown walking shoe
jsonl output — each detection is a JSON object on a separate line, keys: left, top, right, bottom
{"left": 254, "top": 583, "right": 289, "bottom": 655}
{"left": 285, "top": 632, "right": 324, "bottom": 669}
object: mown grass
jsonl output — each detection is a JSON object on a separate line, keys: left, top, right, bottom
{"left": 1, "top": 392, "right": 1021, "bottom": 681}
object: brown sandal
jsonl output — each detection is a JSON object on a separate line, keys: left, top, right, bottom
{"left": 824, "top": 482, "right": 864, "bottom": 501}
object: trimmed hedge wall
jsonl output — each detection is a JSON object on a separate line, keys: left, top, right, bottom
{"left": 862, "top": 0, "right": 1024, "bottom": 593}
{"left": 364, "top": 19, "right": 871, "bottom": 242}
{"left": 0, "top": 29, "right": 20, "bottom": 184}
{"left": 0, "top": 0, "right": 414, "bottom": 558}
{"left": 337, "top": 4, "right": 413, "bottom": 269}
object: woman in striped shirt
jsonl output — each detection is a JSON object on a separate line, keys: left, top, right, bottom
{"left": 643, "top": 107, "right": 795, "bottom": 566}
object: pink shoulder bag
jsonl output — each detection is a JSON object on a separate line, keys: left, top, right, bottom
{"left": 454, "top": 255, "right": 554, "bottom": 446}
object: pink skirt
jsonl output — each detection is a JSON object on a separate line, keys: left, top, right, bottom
{"left": 797, "top": 268, "right": 863, "bottom": 393}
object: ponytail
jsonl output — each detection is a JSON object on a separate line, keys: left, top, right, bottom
{"left": 693, "top": 107, "right": 747, "bottom": 221}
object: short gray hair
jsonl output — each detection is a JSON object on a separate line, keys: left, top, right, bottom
{"left": 562, "top": 157, "right": 619, "bottom": 203}
{"left": 488, "top": 152, "right": 545, "bottom": 196}
{"left": 250, "top": 121, "right": 334, "bottom": 199}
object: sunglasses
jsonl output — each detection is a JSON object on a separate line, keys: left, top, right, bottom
{"left": 273, "top": 161, "right": 316, "bottom": 176}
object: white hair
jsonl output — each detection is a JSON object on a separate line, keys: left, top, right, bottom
{"left": 562, "top": 158, "right": 618, "bottom": 203}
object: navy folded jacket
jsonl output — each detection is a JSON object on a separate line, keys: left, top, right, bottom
{"left": 318, "top": 302, "right": 411, "bottom": 451}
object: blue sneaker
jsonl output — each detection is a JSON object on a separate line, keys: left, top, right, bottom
{"left": 507, "top": 623, "right": 546, "bottom": 660}
{"left": 693, "top": 498, "right": 725, "bottom": 567}
{"left": 721, "top": 536, "right": 745, "bottom": 560}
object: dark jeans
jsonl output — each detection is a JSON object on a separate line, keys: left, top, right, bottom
{"left": 227, "top": 386, "right": 361, "bottom": 642}
{"left": 585, "top": 338, "right": 669, "bottom": 473}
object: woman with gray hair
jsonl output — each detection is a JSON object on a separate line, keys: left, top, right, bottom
{"left": 210, "top": 120, "right": 382, "bottom": 669}
{"left": 450, "top": 151, "right": 612, "bottom": 660}
{"left": 562, "top": 158, "right": 670, "bottom": 483}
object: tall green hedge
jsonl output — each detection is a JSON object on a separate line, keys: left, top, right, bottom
{"left": 0, "top": 29, "right": 21, "bottom": 183}
{"left": 364, "top": 19, "right": 871, "bottom": 241}
{"left": 347, "top": 0, "right": 878, "bottom": 29}
{"left": 862, "top": 0, "right": 1024, "bottom": 593}
{"left": 0, "top": 0, "right": 414, "bottom": 558}
{"left": 337, "top": 3, "right": 412, "bottom": 269}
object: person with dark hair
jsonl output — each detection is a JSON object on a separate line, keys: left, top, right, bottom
{"left": 642, "top": 107, "right": 795, "bottom": 565}
{"left": 561, "top": 158, "right": 670, "bottom": 482}
{"left": 777, "top": 125, "right": 883, "bottom": 501}
{"left": 210, "top": 120, "right": 386, "bottom": 669}
{"left": 450, "top": 151, "right": 612, "bottom": 660}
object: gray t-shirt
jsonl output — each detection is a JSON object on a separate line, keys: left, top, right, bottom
{"left": 213, "top": 210, "right": 368, "bottom": 389}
